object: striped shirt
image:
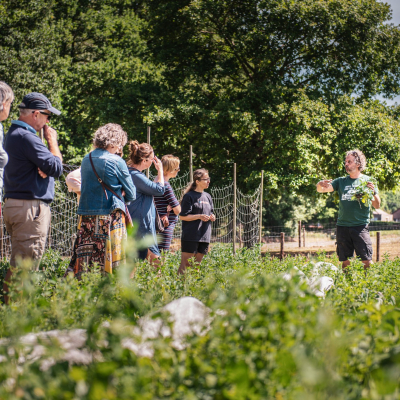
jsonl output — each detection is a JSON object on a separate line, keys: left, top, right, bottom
{"left": 154, "top": 181, "right": 180, "bottom": 250}
{"left": 154, "top": 181, "right": 180, "bottom": 224}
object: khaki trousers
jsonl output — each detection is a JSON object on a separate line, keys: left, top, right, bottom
{"left": 3, "top": 199, "right": 51, "bottom": 269}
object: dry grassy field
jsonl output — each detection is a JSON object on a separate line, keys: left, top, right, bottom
{"left": 261, "top": 231, "right": 400, "bottom": 260}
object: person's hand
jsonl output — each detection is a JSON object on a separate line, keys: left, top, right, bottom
{"left": 38, "top": 168, "right": 47, "bottom": 179}
{"left": 43, "top": 125, "right": 58, "bottom": 142}
{"left": 153, "top": 156, "right": 163, "bottom": 173}
{"left": 210, "top": 214, "right": 216, "bottom": 222}
{"left": 167, "top": 205, "right": 173, "bottom": 212}
{"left": 199, "top": 214, "right": 210, "bottom": 221}
{"left": 367, "top": 182, "right": 377, "bottom": 195}
{"left": 319, "top": 179, "right": 332, "bottom": 188}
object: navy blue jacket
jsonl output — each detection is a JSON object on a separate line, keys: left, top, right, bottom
{"left": 4, "top": 122, "right": 63, "bottom": 203}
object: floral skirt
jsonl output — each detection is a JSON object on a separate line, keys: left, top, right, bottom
{"left": 65, "top": 210, "right": 127, "bottom": 279}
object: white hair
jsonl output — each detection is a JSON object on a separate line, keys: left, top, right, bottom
{"left": 0, "top": 81, "right": 14, "bottom": 111}
{"left": 19, "top": 108, "right": 34, "bottom": 117}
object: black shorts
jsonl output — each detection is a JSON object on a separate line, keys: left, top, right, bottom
{"left": 336, "top": 225, "right": 373, "bottom": 261}
{"left": 181, "top": 240, "right": 209, "bottom": 255}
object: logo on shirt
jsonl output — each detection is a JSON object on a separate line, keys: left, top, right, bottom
{"left": 341, "top": 183, "right": 357, "bottom": 201}
{"left": 199, "top": 200, "right": 210, "bottom": 205}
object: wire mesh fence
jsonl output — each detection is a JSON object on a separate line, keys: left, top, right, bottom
{"left": 1, "top": 165, "right": 262, "bottom": 259}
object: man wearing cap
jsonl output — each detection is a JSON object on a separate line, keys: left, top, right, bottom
{"left": 2, "top": 92, "right": 63, "bottom": 302}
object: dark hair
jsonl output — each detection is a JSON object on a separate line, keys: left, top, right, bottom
{"left": 183, "top": 169, "right": 209, "bottom": 196}
{"left": 128, "top": 140, "right": 153, "bottom": 165}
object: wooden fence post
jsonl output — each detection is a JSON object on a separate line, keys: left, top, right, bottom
{"left": 146, "top": 126, "right": 151, "bottom": 178}
{"left": 259, "top": 170, "right": 264, "bottom": 244}
{"left": 302, "top": 226, "right": 306, "bottom": 248}
{"left": 280, "top": 232, "right": 285, "bottom": 260}
{"left": 298, "top": 220, "right": 301, "bottom": 248}
{"left": 376, "top": 231, "right": 380, "bottom": 262}
{"left": 189, "top": 145, "right": 193, "bottom": 182}
{"left": 233, "top": 163, "right": 237, "bottom": 255}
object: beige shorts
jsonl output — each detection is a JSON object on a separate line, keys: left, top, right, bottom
{"left": 3, "top": 198, "right": 51, "bottom": 269}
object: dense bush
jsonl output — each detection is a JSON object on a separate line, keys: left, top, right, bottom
{"left": 0, "top": 244, "right": 400, "bottom": 399}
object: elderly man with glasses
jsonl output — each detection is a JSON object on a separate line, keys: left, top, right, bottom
{"left": 2, "top": 92, "right": 63, "bottom": 303}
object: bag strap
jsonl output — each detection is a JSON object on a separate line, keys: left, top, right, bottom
{"left": 89, "top": 153, "right": 124, "bottom": 202}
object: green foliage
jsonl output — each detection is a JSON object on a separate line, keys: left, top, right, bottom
{"left": 350, "top": 177, "right": 377, "bottom": 209}
{"left": 2, "top": 0, "right": 400, "bottom": 197}
{"left": 1, "top": 247, "right": 400, "bottom": 398}
{"left": 380, "top": 188, "right": 400, "bottom": 214}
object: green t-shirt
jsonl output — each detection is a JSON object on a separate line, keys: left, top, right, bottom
{"left": 331, "top": 174, "right": 378, "bottom": 227}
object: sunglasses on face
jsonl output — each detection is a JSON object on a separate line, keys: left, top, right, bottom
{"left": 32, "top": 110, "right": 52, "bottom": 121}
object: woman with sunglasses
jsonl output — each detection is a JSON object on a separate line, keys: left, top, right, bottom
{"left": 154, "top": 155, "right": 181, "bottom": 252}
{"left": 178, "top": 168, "right": 215, "bottom": 275}
{"left": 127, "top": 140, "right": 165, "bottom": 265}
{"left": 0, "top": 81, "right": 14, "bottom": 204}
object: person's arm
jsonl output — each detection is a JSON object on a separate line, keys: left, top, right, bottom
{"left": 152, "top": 156, "right": 164, "bottom": 186}
{"left": 115, "top": 160, "right": 136, "bottom": 203}
{"left": 165, "top": 184, "right": 181, "bottom": 215}
{"left": 43, "top": 125, "right": 62, "bottom": 162}
{"left": 0, "top": 125, "right": 8, "bottom": 169}
{"left": 209, "top": 195, "right": 216, "bottom": 221}
{"left": 367, "top": 181, "right": 381, "bottom": 209}
{"left": 180, "top": 214, "right": 210, "bottom": 221}
{"left": 132, "top": 171, "right": 165, "bottom": 196}
{"left": 23, "top": 133, "right": 63, "bottom": 178}
{"left": 316, "top": 179, "right": 334, "bottom": 193}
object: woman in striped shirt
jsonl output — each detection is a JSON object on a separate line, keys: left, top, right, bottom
{"left": 154, "top": 155, "right": 181, "bottom": 252}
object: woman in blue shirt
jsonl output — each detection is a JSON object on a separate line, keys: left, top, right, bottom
{"left": 127, "top": 140, "right": 165, "bottom": 265}
{"left": 66, "top": 124, "right": 136, "bottom": 279}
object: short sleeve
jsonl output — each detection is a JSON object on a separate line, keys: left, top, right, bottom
{"left": 331, "top": 178, "right": 339, "bottom": 191}
{"left": 165, "top": 184, "right": 180, "bottom": 208}
{"left": 180, "top": 193, "right": 193, "bottom": 216}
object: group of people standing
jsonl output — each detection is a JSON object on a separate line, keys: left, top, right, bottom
{"left": 0, "top": 82, "right": 215, "bottom": 302}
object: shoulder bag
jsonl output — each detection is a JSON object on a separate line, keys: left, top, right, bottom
{"left": 154, "top": 199, "right": 165, "bottom": 233}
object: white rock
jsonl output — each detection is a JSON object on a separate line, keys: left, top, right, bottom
{"left": 309, "top": 276, "right": 334, "bottom": 298}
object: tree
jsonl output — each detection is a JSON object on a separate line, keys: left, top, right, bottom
{"left": 142, "top": 0, "right": 400, "bottom": 193}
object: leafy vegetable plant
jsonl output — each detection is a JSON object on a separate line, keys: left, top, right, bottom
{"left": 351, "top": 178, "right": 377, "bottom": 208}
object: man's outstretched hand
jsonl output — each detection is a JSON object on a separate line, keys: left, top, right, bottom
{"left": 319, "top": 179, "right": 332, "bottom": 188}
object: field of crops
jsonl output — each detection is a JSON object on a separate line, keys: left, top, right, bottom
{"left": 0, "top": 241, "right": 400, "bottom": 399}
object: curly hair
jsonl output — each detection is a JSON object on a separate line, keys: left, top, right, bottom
{"left": 128, "top": 140, "right": 154, "bottom": 165}
{"left": 346, "top": 149, "right": 367, "bottom": 171}
{"left": 92, "top": 123, "right": 127, "bottom": 150}
{"left": 0, "top": 81, "right": 14, "bottom": 112}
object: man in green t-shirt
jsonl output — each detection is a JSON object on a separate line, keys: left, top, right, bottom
{"left": 316, "top": 149, "right": 381, "bottom": 270}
